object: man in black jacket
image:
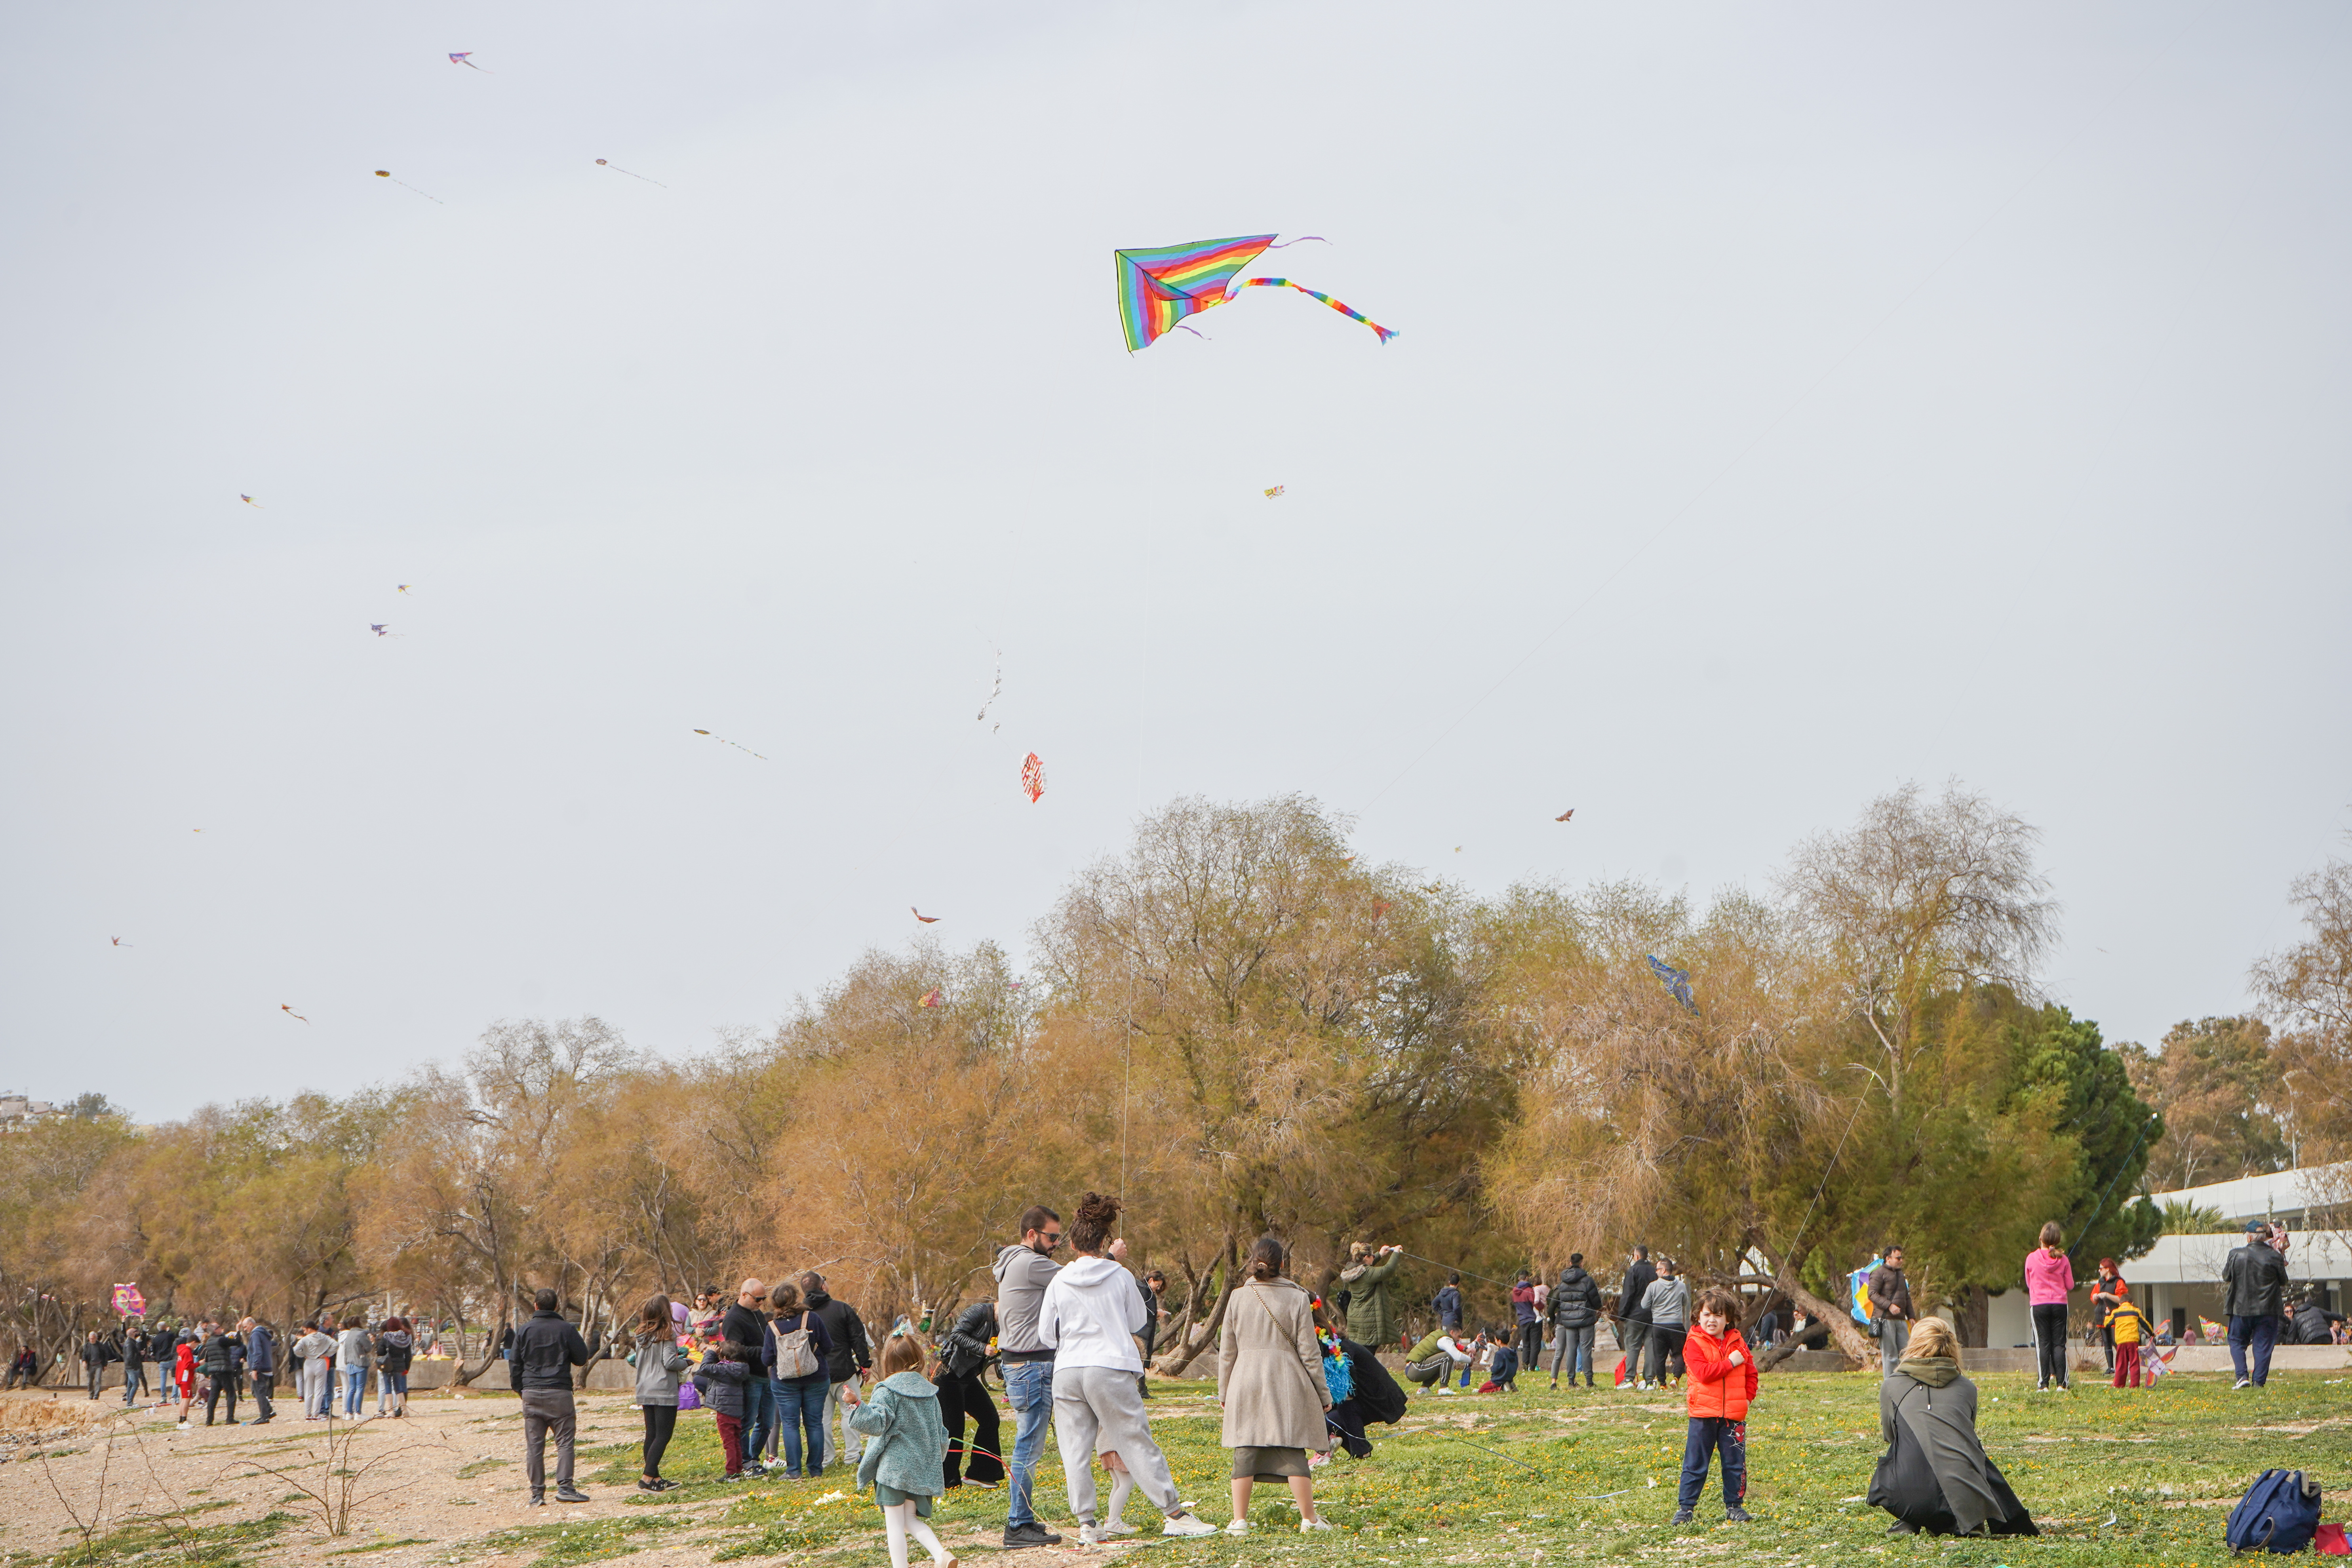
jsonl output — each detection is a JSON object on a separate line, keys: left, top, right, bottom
{"left": 512, "top": 1288, "right": 591, "bottom": 1504}
{"left": 720, "top": 1279, "right": 773, "bottom": 1473}
{"left": 79, "top": 1332, "right": 114, "bottom": 1400}
{"left": 120, "top": 1321, "right": 147, "bottom": 1405}
{"left": 1617, "top": 1248, "right": 1657, "bottom": 1389}
{"left": 2223, "top": 1223, "right": 2292, "bottom": 1388}
{"left": 1550, "top": 1255, "right": 1603, "bottom": 1389}
{"left": 801, "top": 1272, "right": 872, "bottom": 1471}
{"left": 198, "top": 1322, "right": 245, "bottom": 1425}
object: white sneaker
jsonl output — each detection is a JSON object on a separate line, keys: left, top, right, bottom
{"left": 1100, "top": 1520, "right": 1136, "bottom": 1538}
{"left": 1435, "top": 1387, "right": 1456, "bottom": 1396}
{"left": 1224, "top": 1518, "right": 1251, "bottom": 1536}
{"left": 1079, "top": 1524, "right": 1104, "bottom": 1546}
{"left": 2233, "top": 1378, "right": 2252, "bottom": 1390}
{"left": 1300, "top": 1517, "right": 1334, "bottom": 1532}
{"left": 1162, "top": 1515, "right": 1216, "bottom": 1539}
{"left": 176, "top": 1421, "right": 189, "bottom": 1431}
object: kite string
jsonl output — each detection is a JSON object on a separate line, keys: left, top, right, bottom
{"left": 1357, "top": 6, "right": 2207, "bottom": 811}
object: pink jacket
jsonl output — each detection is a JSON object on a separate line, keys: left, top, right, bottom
{"left": 2025, "top": 1247, "right": 2074, "bottom": 1306}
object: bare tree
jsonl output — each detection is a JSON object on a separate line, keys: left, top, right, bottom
{"left": 1781, "top": 780, "right": 2058, "bottom": 1116}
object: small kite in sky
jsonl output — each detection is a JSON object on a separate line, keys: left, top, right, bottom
{"left": 693, "top": 728, "right": 767, "bottom": 760}
{"left": 1115, "top": 234, "right": 1394, "bottom": 352}
{"left": 1647, "top": 955, "right": 1697, "bottom": 1014}
{"left": 1555, "top": 809, "right": 1575, "bottom": 822}
{"left": 1021, "top": 753, "right": 1046, "bottom": 804}
{"left": 918, "top": 988, "right": 944, "bottom": 1009}
{"left": 1265, "top": 485, "right": 1285, "bottom": 498}
{"left": 374, "top": 170, "right": 445, "bottom": 204}
{"left": 396, "top": 584, "right": 412, "bottom": 594}
{"left": 977, "top": 650, "right": 1002, "bottom": 727}
{"left": 1373, "top": 902, "right": 1393, "bottom": 918}
{"left": 111, "top": 937, "right": 130, "bottom": 947}
{"left": 240, "top": 495, "right": 262, "bottom": 508}
{"left": 449, "top": 52, "right": 487, "bottom": 70}
{"left": 369, "top": 624, "right": 390, "bottom": 637}
{"left": 912, "top": 908, "right": 940, "bottom": 924}
{"left": 595, "top": 159, "right": 667, "bottom": 187}
{"left": 282, "top": 1004, "right": 310, "bottom": 1023}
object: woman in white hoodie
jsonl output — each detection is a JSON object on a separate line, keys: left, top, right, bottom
{"left": 1039, "top": 1194, "right": 1218, "bottom": 1545}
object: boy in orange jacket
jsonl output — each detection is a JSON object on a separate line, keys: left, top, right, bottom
{"left": 1673, "top": 1288, "right": 1758, "bottom": 1526}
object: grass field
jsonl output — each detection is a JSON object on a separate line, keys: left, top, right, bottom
{"left": 546, "top": 1364, "right": 2352, "bottom": 1568}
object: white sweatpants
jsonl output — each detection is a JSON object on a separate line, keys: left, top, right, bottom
{"left": 1051, "top": 1364, "right": 1182, "bottom": 1526}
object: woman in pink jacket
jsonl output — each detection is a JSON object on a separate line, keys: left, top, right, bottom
{"left": 2024, "top": 1223, "right": 2074, "bottom": 1392}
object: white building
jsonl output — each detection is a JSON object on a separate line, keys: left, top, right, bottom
{"left": 1985, "top": 1163, "right": 2349, "bottom": 1346}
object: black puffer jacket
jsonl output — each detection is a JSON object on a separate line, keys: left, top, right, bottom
{"left": 196, "top": 1331, "right": 244, "bottom": 1380}
{"left": 1551, "top": 1266, "right": 1603, "bottom": 1330}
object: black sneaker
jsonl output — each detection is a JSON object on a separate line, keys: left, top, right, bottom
{"left": 555, "top": 1485, "right": 590, "bottom": 1503}
{"left": 1004, "top": 1523, "right": 1064, "bottom": 1547}
{"left": 1669, "top": 1509, "right": 1694, "bottom": 1526}
{"left": 1725, "top": 1506, "right": 1752, "bottom": 1523}
{"left": 526, "top": 1495, "right": 546, "bottom": 1508}
{"left": 1886, "top": 1520, "right": 1919, "bottom": 1535}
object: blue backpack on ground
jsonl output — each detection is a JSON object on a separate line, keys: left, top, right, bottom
{"left": 2226, "top": 1469, "right": 2320, "bottom": 1553}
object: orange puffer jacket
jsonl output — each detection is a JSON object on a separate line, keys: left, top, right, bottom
{"left": 1682, "top": 1325, "right": 1758, "bottom": 1421}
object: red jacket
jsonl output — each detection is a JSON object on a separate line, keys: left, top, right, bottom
{"left": 1682, "top": 1325, "right": 1757, "bottom": 1420}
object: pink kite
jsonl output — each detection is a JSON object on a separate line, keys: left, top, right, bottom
{"left": 1021, "top": 753, "right": 1045, "bottom": 804}
{"left": 113, "top": 1283, "right": 146, "bottom": 1317}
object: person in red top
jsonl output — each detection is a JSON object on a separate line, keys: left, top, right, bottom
{"left": 172, "top": 1332, "right": 199, "bottom": 1430}
{"left": 1673, "top": 1288, "right": 1758, "bottom": 1526}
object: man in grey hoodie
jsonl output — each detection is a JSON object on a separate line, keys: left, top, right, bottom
{"left": 993, "top": 1203, "right": 1065, "bottom": 1548}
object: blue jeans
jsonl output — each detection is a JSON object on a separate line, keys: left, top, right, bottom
{"left": 1005, "top": 1359, "right": 1055, "bottom": 1529}
{"left": 1678, "top": 1417, "right": 1746, "bottom": 1512}
{"left": 774, "top": 1379, "right": 828, "bottom": 1476}
{"left": 342, "top": 1367, "right": 366, "bottom": 1416}
{"left": 124, "top": 1366, "right": 146, "bottom": 1405}
{"left": 741, "top": 1376, "right": 777, "bottom": 1467}
{"left": 2230, "top": 1313, "right": 2279, "bottom": 1387}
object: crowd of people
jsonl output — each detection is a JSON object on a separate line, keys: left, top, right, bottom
{"left": 11, "top": 1207, "right": 2346, "bottom": 1550}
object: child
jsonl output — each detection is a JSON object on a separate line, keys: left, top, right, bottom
{"left": 2109, "top": 1298, "right": 2153, "bottom": 1389}
{"left": 631, "top": 1294, "right": 691, "bottom": 1492}
{"left": 172, "top": 1330, "right": 199, "bottom": 1430}
{"left": 1673, "top": 1288, "right": 1757, "bottom": 1526}
{"left": 691, "top": 1341, "right": 755, "bottom": 1480}
{"left": 847, "top": 1328, "right": 958, "bottom": 1568}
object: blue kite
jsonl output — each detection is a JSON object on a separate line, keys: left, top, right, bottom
{"left": 1647, "top": 955, "right": 1697, "bottom": 1014}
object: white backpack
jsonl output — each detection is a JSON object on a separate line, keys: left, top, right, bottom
{"left": 773, "top": 1314, "right": 823, "bottom": 1380}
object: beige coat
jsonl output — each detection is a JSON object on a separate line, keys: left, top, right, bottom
{"left": 1216, "top": 1277, "right": 1332, "bottom": 1452}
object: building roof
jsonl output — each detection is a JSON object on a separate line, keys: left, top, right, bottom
{"left": 2147, "top": 1163, "right": 2350, "bottom": 1224}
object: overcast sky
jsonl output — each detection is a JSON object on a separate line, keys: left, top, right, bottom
{"left": 4, "top": 1, "right": 2347, "bottom": 1122}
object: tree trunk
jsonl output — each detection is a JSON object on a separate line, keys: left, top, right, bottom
{"left": 1951, "top": 1285, "right": 1989, "bottom": 1348}
{"left": 1762, "top": 1267, "right": 1876, "bottom": 1370}
{"left": 1154, "top": 1277, "right": 1233, "bottom": 1377}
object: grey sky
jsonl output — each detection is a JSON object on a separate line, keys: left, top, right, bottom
{"left": 4, "top": 2, "right": 2346, "bottom": 1121}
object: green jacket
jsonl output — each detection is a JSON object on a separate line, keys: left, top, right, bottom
{"left": 1343, "top": 1251, "right": 1405, "bottom": 1348}
{"left": 849, "top": 1371, "right": 948, "bottom": 1499}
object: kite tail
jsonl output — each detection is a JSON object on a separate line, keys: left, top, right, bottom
{"left": 1172, "top": 322, "right": 1210, "bottom": 341}
{"left": 1235, "top": 277, "right": 1397, "bottom": 343}
{"left": 1264, "top": 234, "right": 1329, "bottom": 249}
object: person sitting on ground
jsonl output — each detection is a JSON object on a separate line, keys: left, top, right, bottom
{"left": 1479, "top": 1337, "right": 1520, "bottom": 1394}
{"left": 1314, "top": 1298, "right": 1403, "bottom": 1459}
{"left": 1867, "top": 1316, "right": 2038, "bottom": 1539}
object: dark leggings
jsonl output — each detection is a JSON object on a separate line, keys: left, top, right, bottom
{"left": 642, "top": 1404, "right": 677, "bottom": 1477}
{"left": 2032, "top": 1304, "right": 2070, "bottom": 1387}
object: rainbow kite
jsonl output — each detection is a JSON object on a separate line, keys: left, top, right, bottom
{"left": 1114, "top": 234, "right": 1395, "bottom": 352}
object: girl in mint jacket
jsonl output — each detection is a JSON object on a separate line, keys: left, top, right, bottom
{"left": 849, "top": 1331, "right": 953, "bottom": 1568}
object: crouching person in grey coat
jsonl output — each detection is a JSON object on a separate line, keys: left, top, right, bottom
{"left": 1869, "top": 1318, "right": 2039, "bottom": 1539}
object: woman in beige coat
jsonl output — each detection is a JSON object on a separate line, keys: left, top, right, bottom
{"left": 1216, "top": 1236, "right": 1332, "bottom": 1534}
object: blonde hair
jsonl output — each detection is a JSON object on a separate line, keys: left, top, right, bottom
{"left": 1903, "top": 1316, "right": 1962, "bottom": 1368}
